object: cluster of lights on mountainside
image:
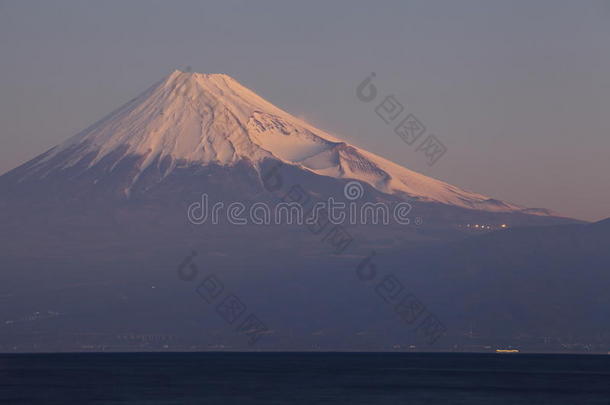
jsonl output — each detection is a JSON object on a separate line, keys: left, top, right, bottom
{"left": 460, "top": 223, "right": 509, "bottom": 230}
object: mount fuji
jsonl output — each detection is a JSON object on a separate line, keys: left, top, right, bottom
{"left": 1, "top": 70, "right": 593, "bottom": 352}
{"left": 1, "top": 70, "right": 564, "bottom": 218}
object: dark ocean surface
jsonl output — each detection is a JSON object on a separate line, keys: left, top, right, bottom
{"left": 1, "top": 352, "right": 609, "bottom": 404}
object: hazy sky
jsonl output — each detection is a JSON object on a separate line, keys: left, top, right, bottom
{"left": 0, "top": 0, "right": 608, "bottom": 221}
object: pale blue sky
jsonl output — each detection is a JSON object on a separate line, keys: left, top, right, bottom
{"left": 0, "top": 0, "right": 608, "bottom": 220}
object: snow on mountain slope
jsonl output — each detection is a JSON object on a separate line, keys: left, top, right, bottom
{"left": 13, "top": 70, "right": 542, "bottom": 214}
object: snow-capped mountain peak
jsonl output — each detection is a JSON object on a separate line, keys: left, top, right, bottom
{"left": 12, "top": 70, "right": 549, "bottom": 214}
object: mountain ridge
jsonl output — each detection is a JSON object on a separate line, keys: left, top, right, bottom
{"left": 2, "top": 70, "right": 566, "bottom": 217}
